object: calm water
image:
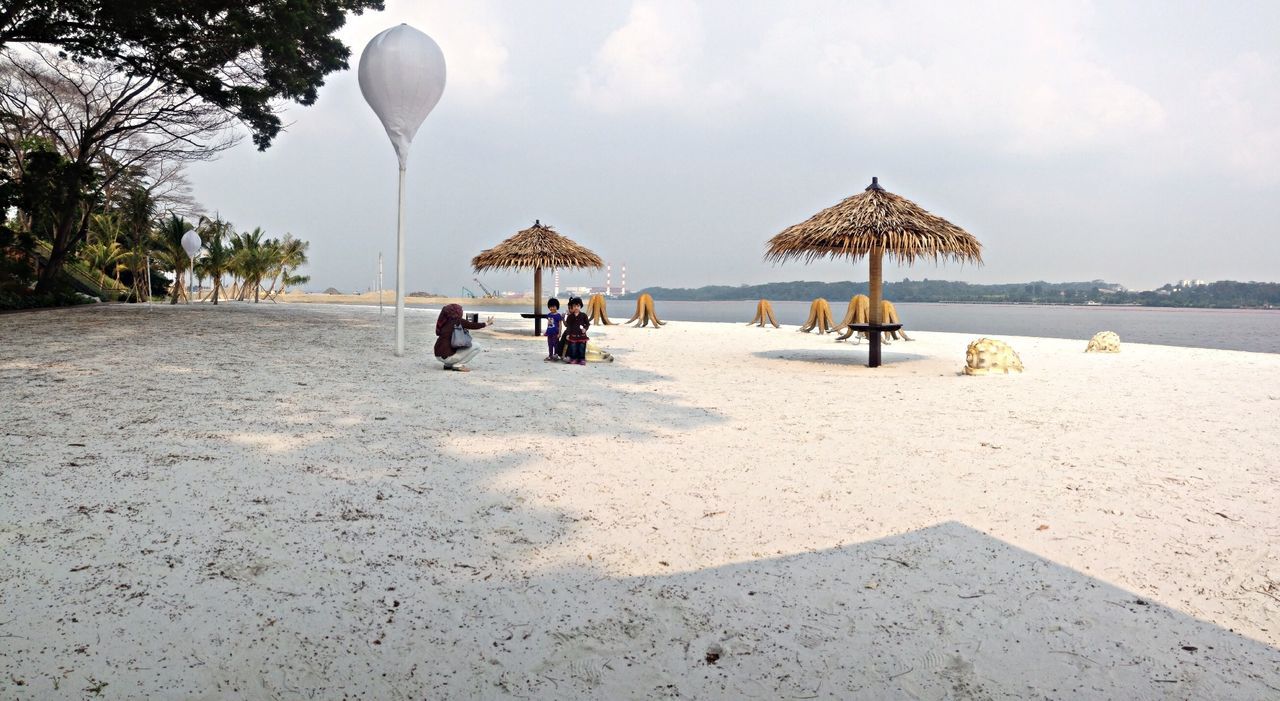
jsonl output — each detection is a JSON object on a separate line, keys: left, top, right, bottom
{"left": 462, "top": 300, "right": 1280, "bottom": 354}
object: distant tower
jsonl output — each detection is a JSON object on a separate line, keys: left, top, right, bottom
{"left": 621, "top": 264, "right": 626, "bottom": 296}
{"left": 606, "top": 264, "right": 612, "bottom": 297}
{"left": 554, "top": 269, "right": 559, "bottom": 296}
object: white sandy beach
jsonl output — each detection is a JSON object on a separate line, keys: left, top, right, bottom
{"left": 2, "top": 302, "right": 1278, "bottom": 699}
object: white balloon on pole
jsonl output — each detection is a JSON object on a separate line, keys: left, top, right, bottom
{"left": 181, "top": 230, "right": 201, "bottom": 259}
{"left": 358, "top": 24, "right": 446, "bottom": 170}
{"left": 358, "top": 23, "right": 447, "bottom": 357}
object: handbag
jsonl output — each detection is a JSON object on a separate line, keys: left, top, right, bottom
{"left": 450, "top": 323, "right": 472, "bottom": 349}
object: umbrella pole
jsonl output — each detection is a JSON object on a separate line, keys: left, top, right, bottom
{"left": 394, "top": 166, "right": 406, "bottom": 357}
{"left": 533, "top": 266, "right": 543, "bottom": 337}
{"left": 868, "top": 246, "right": 883, "bottom": 368}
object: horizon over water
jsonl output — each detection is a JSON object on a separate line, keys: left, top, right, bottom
{"left": 454, "top": 300, "right": 1280, "bottom": 354}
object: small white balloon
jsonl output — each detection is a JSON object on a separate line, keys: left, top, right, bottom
{"left": 358, "top": 24, "right": 447, "bottom": 170}
{"left": 181, "top": 230, "right": 201, "bottom": 259}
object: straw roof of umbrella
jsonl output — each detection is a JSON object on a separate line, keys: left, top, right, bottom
{"left": 765, "top": 178, "right": 982, "bottom": 265}
{"left": 472, "top": 220, "right": 604, "bottom": 272}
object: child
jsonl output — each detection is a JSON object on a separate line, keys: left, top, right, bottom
{"left": 543, "top": 298, "right": 563, "bottom": 361}
{"left": 562, "top": 296, "right": 590, "bottom": 365}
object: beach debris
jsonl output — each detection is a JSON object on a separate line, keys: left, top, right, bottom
{"left": 1036, "top": 524, "right": 1049, "bottom": 531}
{"left": 585, "top": 343, "right": 614, "bottom": 362}
{"left": 1086, "top": 330, "right": 1121, "bottom": 353}
{"left": 963, "top": 338, "right": 1024, "bottom": 375}
{"left": 834, "top": 296, "right": 913, "bottom": 342}
{"left": 626, "top": 293, "right": 665, "bottom": 328}
{"left": 587, "top": 293, "right": 614, "bottom": 325}
{"left": 747, "top": 299, "right": 780, "bottom": 328}
{"left": 704, "top": 643, "right": 723, "bottom": 665}
{"left": 798, "top": 298, "right": 836, "bottom": 334}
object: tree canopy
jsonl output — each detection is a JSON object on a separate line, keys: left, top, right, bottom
{"left": 0, "top": 0, "right": 383, "bottom": 149}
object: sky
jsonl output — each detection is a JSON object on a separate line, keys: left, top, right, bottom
{"left": 185, "top": 0, "right": 1280, "bottom": 294}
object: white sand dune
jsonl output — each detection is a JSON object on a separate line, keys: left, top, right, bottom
{"left": 2, "top": 303, "right": 1278, "bottom": 699}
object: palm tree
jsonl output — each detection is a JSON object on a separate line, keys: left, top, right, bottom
{"left": 196, "top": 216, "right": 233, "bottom": 304}
{"left": 262, "top": 233, "right": 309, "bottom": 299}
{"left": 82, "top": 213, "right": 127, "bottom": 283}
{"left": 230, "top": 228, "right": 275, "bottom": 303}
{"left": 120, "top": 187, "right": 157, "bottom": 301}
{"left": 154, "top": 213, "right": 195, "bottom": 304}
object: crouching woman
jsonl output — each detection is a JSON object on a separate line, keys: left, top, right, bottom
{"left": 434, "top": 304, "right": 492, "bottom": 372}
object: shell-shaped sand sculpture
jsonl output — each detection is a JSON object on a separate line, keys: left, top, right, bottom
{"left": 587, "top": 293, "right": 613, "bottom": 325}
{"left": 747, "top": 299, "right": 780, "bottom": 328}
{"left": 834, "top": 296, "right": 913, "bottom": 343}
{"left": 964, "top": 337, "right": 1024, "bottom": 375}
{"left": 1086, "top": 330, "right": 1120, "bottom": 353}
{"left": 799, "top": 298, "right": 836, "bottom": 334}
{"left": 626, "top": 293, "right": 665, "bottom": 328}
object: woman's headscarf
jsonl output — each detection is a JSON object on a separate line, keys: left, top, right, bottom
{"left": 436, "top": 303, "right": 464, "bottom": 334}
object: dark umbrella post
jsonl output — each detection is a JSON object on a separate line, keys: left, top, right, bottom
{"left": 766, "top": 177, "right": 982, "bottom": 367}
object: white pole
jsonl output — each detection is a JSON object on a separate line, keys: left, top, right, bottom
{"left": 606, "top": 264, "right": 611, "bottom": 297}
{"left": 395, "top": 167, "right": 406, "bottom": 356}
{"left": 188, "top": 259, "right": 194, "bottom": 304}
{"left": 622, "top": 264, "right": 627, "bottom": 296}
{"left": 378, "top": 251, "right": 384, "bottom": 316}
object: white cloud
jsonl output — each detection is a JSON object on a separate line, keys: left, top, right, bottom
{"left": 575, "top": 1, "right": 1165, "bottom": 155}
{"left": 750, "top": 3, "right": 1165, "bottom": 156}
{"left": 574, "top": 0, "right": 741, "bottom": 114}
{"left": 1195, "top": 52, "right": 1280, "bottom": 184}
{"left": 341, "top": 0, "right": 511, "bottom": 103}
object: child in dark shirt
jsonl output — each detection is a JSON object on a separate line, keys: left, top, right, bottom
{"left": 562, "top": 296, "right": 590, "bottom": 365}
{"left": 544, "top": 298, "right": 563, "bottom": 361}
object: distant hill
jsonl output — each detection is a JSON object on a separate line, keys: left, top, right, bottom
{"left": 623, "top": 279, "right": 1280, "bottom": 308}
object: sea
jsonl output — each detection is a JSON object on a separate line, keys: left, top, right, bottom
{"left": 456, "top": 300, "right": 1280, "bottom": 354}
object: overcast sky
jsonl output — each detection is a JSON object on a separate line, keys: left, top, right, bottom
{"left": 186, "top": 0, "right": 1280, "bottom": 294}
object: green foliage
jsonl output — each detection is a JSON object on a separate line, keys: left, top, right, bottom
{"left": 2, "top": 0, "right": 384, "bottom": 149}
{"left": 0, "top": 285, "right": 95, "bottom": 310}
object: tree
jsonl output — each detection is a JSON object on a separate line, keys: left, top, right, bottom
{"left": 80, "top": 212, "right": 126, "bottom": 281}
{"left": 195, "top": 216, "right": 233, "bottom": 305}
{"left": 263, "top": 233, "right": 309, "bottom": 298}
{"left": 1, "top": 46, "right": 237, "bottom": 293}
{"left": 1, "top": 0, "right": 383, "bottom": 150}
{"left": 230, "top": 227, "right": 274, "bottom": 303}
{"left": 153, "top": 213, "right": 194, "bottom": 304}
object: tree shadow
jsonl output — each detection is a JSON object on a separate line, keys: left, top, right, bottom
{"left": 456, "top": 521, "right": 1280, "bottom": 699}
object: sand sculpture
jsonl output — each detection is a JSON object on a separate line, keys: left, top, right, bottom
{"left": 587, "top": 294, "right": 613, "bottom": 325}
{"left": 798, "top": 298, "right": 836, "bottom": 334}
{"left": 834, "top": 296, "right": 913, "bottom": 343}
{"left": 964, "top": 338, "right": 1024, "bottom": 375}
{"left": 626, "top": 293, "right": 665, "bottom": 328}
{"left": 747, "top": 299, "right": 780, "bottom": 328}
{"left": 1086, "top": 331, "right": 1121, "bottom": 353}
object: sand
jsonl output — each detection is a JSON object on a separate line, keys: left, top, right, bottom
{"left": 2, "top": 302, "right": 1278, "bottom": 699}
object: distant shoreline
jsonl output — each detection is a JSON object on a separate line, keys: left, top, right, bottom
{"left": 281, "top": 291, "right": 534, "bottom": 306}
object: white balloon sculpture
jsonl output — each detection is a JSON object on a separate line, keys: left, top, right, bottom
{"left": 358, "top": 24, "right": 447, "bottom": 357}
{"left": 181, "top": 229, "right": 201, "bottom": 305}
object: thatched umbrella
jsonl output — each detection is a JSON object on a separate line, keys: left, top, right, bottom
{"left": 766, "top": 177, "right": 982, "bottom": 367}
{"left": 472, "top": 220, "right": 604, "bottom": 336}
